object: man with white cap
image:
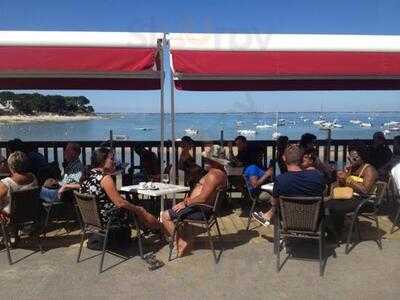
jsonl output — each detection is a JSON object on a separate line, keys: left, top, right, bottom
{"left": 161, "top": 145, "right": 227, "bottom": 257}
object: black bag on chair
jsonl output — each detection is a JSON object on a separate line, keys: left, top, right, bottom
{"left": 87, "top": 225, "right": 132, "bottom": 251}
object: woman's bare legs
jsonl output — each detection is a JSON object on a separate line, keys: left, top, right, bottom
{"left": 134, "top": 206, "right": 160, "bottom": 229}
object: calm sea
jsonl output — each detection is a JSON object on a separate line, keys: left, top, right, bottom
{"left": 1, "top": 112, "right": 400, "bottom": 142}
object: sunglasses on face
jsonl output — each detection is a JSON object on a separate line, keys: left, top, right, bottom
{"left": 348, "top": 152, "right": 360, "bottom": 162}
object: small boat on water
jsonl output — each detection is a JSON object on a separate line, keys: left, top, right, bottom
{"left": 256, "top": 123, "right": 273, "bottom": 129}
{"left": 272, "top": 131, "right": 281, "bottom": 140}
{"left": 384, "top": 121, "right": 400, "bottom": 127}
{"left": 332, "top": 119, "right": 343, "bottom": 128}
{"left": 313, "top": 120, "right": 326, "bottom": 126}
{"left": 383, "top": 129, "right": 391, "bottom": 136}
{"left": 316, "top": 118, "right": 343, "bottom": 130}
{"left": 360, "top": 123, "right": 372, "bottom": 128}
{"left": 237, "top": 129, "right": 256, "bottom": 136}
{"left": 114, "top": 135, "right": 128, "bottom": 141}
{"left": 136, "top": 127, "right": 153, "bottom": 131}
{"left": 277, "top": 119, "right": 286, "bottom": 126}
{"left": 350, "top": 120, "right": 362, "bottom": 125}
{"left": 184, "top": 128, "right": 199, "bottom": 136}
{"left": 389, "top": 126, "right": 400, "bottom": 132}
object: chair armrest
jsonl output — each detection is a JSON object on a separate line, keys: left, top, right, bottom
{"left": 187, "top": 203, "right": 213, "bottom": 210}
{"left": 353, "top": 196, "right": 374, "bottom": 215}
{"left": 174, "top": 203, "right": 213, "bottom": 223}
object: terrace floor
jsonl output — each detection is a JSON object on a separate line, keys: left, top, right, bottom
{"left": 1, "top": 201, "right": 400, "bottom": 299}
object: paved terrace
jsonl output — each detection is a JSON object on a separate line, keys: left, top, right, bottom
{"left": 1, "top": 202, "right": 400, "bottom": 299}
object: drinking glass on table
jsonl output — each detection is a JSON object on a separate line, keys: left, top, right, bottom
{"left": 161, "top": 174, "right": 170, "bottom": 184}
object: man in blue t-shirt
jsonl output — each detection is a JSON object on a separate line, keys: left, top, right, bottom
{"left": 243, "top": 164, "right": 272, "bottom": 201}
{"left": 253, "top": 144, "right": 324, "bottom": 226}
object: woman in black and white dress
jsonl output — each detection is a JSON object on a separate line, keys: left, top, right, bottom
{"left": 80, "top": 147, "right": 159, "bottom": 229}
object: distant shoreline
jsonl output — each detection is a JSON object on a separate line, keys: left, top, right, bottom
{"left": 0, "top": 114, "right": 100, "bottom": 124}
{"left": 97, "top": 111, "right": 400, "bottom": 115}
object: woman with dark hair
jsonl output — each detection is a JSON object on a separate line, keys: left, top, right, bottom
{"left": 301, "top": 147, "right": 318, "bottom": 171}
{"left": 393, "top": 135, "right": 400, "bottom": 158}
{"left": 80, "top": 147, "right": 159, "bottom": 230}
{"left": 276, "top": 135, "right": 289, "bottom": 174}
{"left": 326, "top": 141, "right": 378, "bottom": 235}
{"left": 299, "top": 132, "right": 317, "bottom": 149}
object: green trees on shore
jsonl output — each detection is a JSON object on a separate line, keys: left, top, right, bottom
{"left": 0, "top": 91, "right": 95, "bottom": 115}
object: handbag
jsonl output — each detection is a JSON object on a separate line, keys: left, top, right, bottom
{"left": 332, "top": 186, "right": 354, "bottom": 200}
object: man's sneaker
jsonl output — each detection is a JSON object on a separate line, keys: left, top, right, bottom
{"left": 252, "top": 212, "right": 270, "bottom": 227}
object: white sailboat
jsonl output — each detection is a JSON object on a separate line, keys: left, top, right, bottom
{"left": 256, "top": 123, "right": 273, "bottom": 129}
{"left": 238, "top": 129, "right": 257, "bottom": 136}
{"left": 184, "top": 128, "right": 199, "bottom": 135}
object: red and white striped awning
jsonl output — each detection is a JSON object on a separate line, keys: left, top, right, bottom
{"left": 0, "top": 31, "right": 163, "bottom": 90}
{"left": 169, "top": 33, "right": 400, "bottom": 91}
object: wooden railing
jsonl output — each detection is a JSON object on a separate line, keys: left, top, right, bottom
{"left": 0, "top": 139, "right": 383, "bottom": 183}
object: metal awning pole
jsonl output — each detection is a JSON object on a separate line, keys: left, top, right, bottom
{"left": 171, "top": 72, "right": 176, "bottom": 185}
{"left": 158, "top": 38, "right": 165, "bottom": 176}
{"left": 169, "top": 39, "right": 177, "bottom": 205}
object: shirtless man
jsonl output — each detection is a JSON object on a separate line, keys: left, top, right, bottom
{"left": 161, "top": 158, "right": 227, "bottom": 257}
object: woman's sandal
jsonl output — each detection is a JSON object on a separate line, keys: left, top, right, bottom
{"left": 144, "top": 253, "right": 165, "bottom": 271}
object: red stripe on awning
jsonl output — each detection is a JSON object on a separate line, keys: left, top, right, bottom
{"left": 0, "top": 46, "right": 157, "bottom": 73}
{"left": 172, "top": 50, "right": 400, "bottom": 76}
{"left": 175, "top": 79, "right": 400, "bottom": 91}
{"left": 0, "top": 78, "right": 160, "bottom": 90}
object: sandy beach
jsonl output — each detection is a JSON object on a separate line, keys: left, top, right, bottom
{"left": 0, "top": 114, "right": 100, "bottom": 124}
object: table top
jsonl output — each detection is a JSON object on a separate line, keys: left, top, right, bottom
{"left": 120, "top": 182, "right": 190, "bottom": 197}
{"left": 261, "top": 182, "right": 274, "bottom": 192}
{"left": 0, "top": 172, "right": 10, "bottom": 179}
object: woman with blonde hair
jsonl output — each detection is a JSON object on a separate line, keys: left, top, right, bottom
{"left": 0, "top": 151, "right": 38, "bottom": 222}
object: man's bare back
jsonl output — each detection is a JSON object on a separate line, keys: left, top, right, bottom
{"left": 187, "top": 168, "right": 227, "bottom": 205}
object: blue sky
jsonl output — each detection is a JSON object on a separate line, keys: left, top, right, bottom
{"left": 1, "top": 0, "right": 400, "bottom": 112}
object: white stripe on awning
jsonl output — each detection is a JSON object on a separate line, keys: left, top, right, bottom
{"left": 168, "top": 33, "right": 400, "bottom": 52}
{"left": 0, "top": 31, "right": 163, "bottom": 48}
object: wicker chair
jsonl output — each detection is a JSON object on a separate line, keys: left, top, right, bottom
{"left": 344, "top": 181, "right": 387, "bottom": 254}
{"left": 0, "top": 187, "right": 43, "bottom": 265}
{"left": 276, "top": 196, "right": 326, "bottom": 276}
{"left": 390, "top": 179, "right": 400, "bottom": 234}
{"left": 73, "top": 191, "right": 144, "bottom": 274}
{"left": 168, "top": 189, "right": 224, "bottom": 263}
{"left": 41, "top": 189, "right": 80, "bottom": 238}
